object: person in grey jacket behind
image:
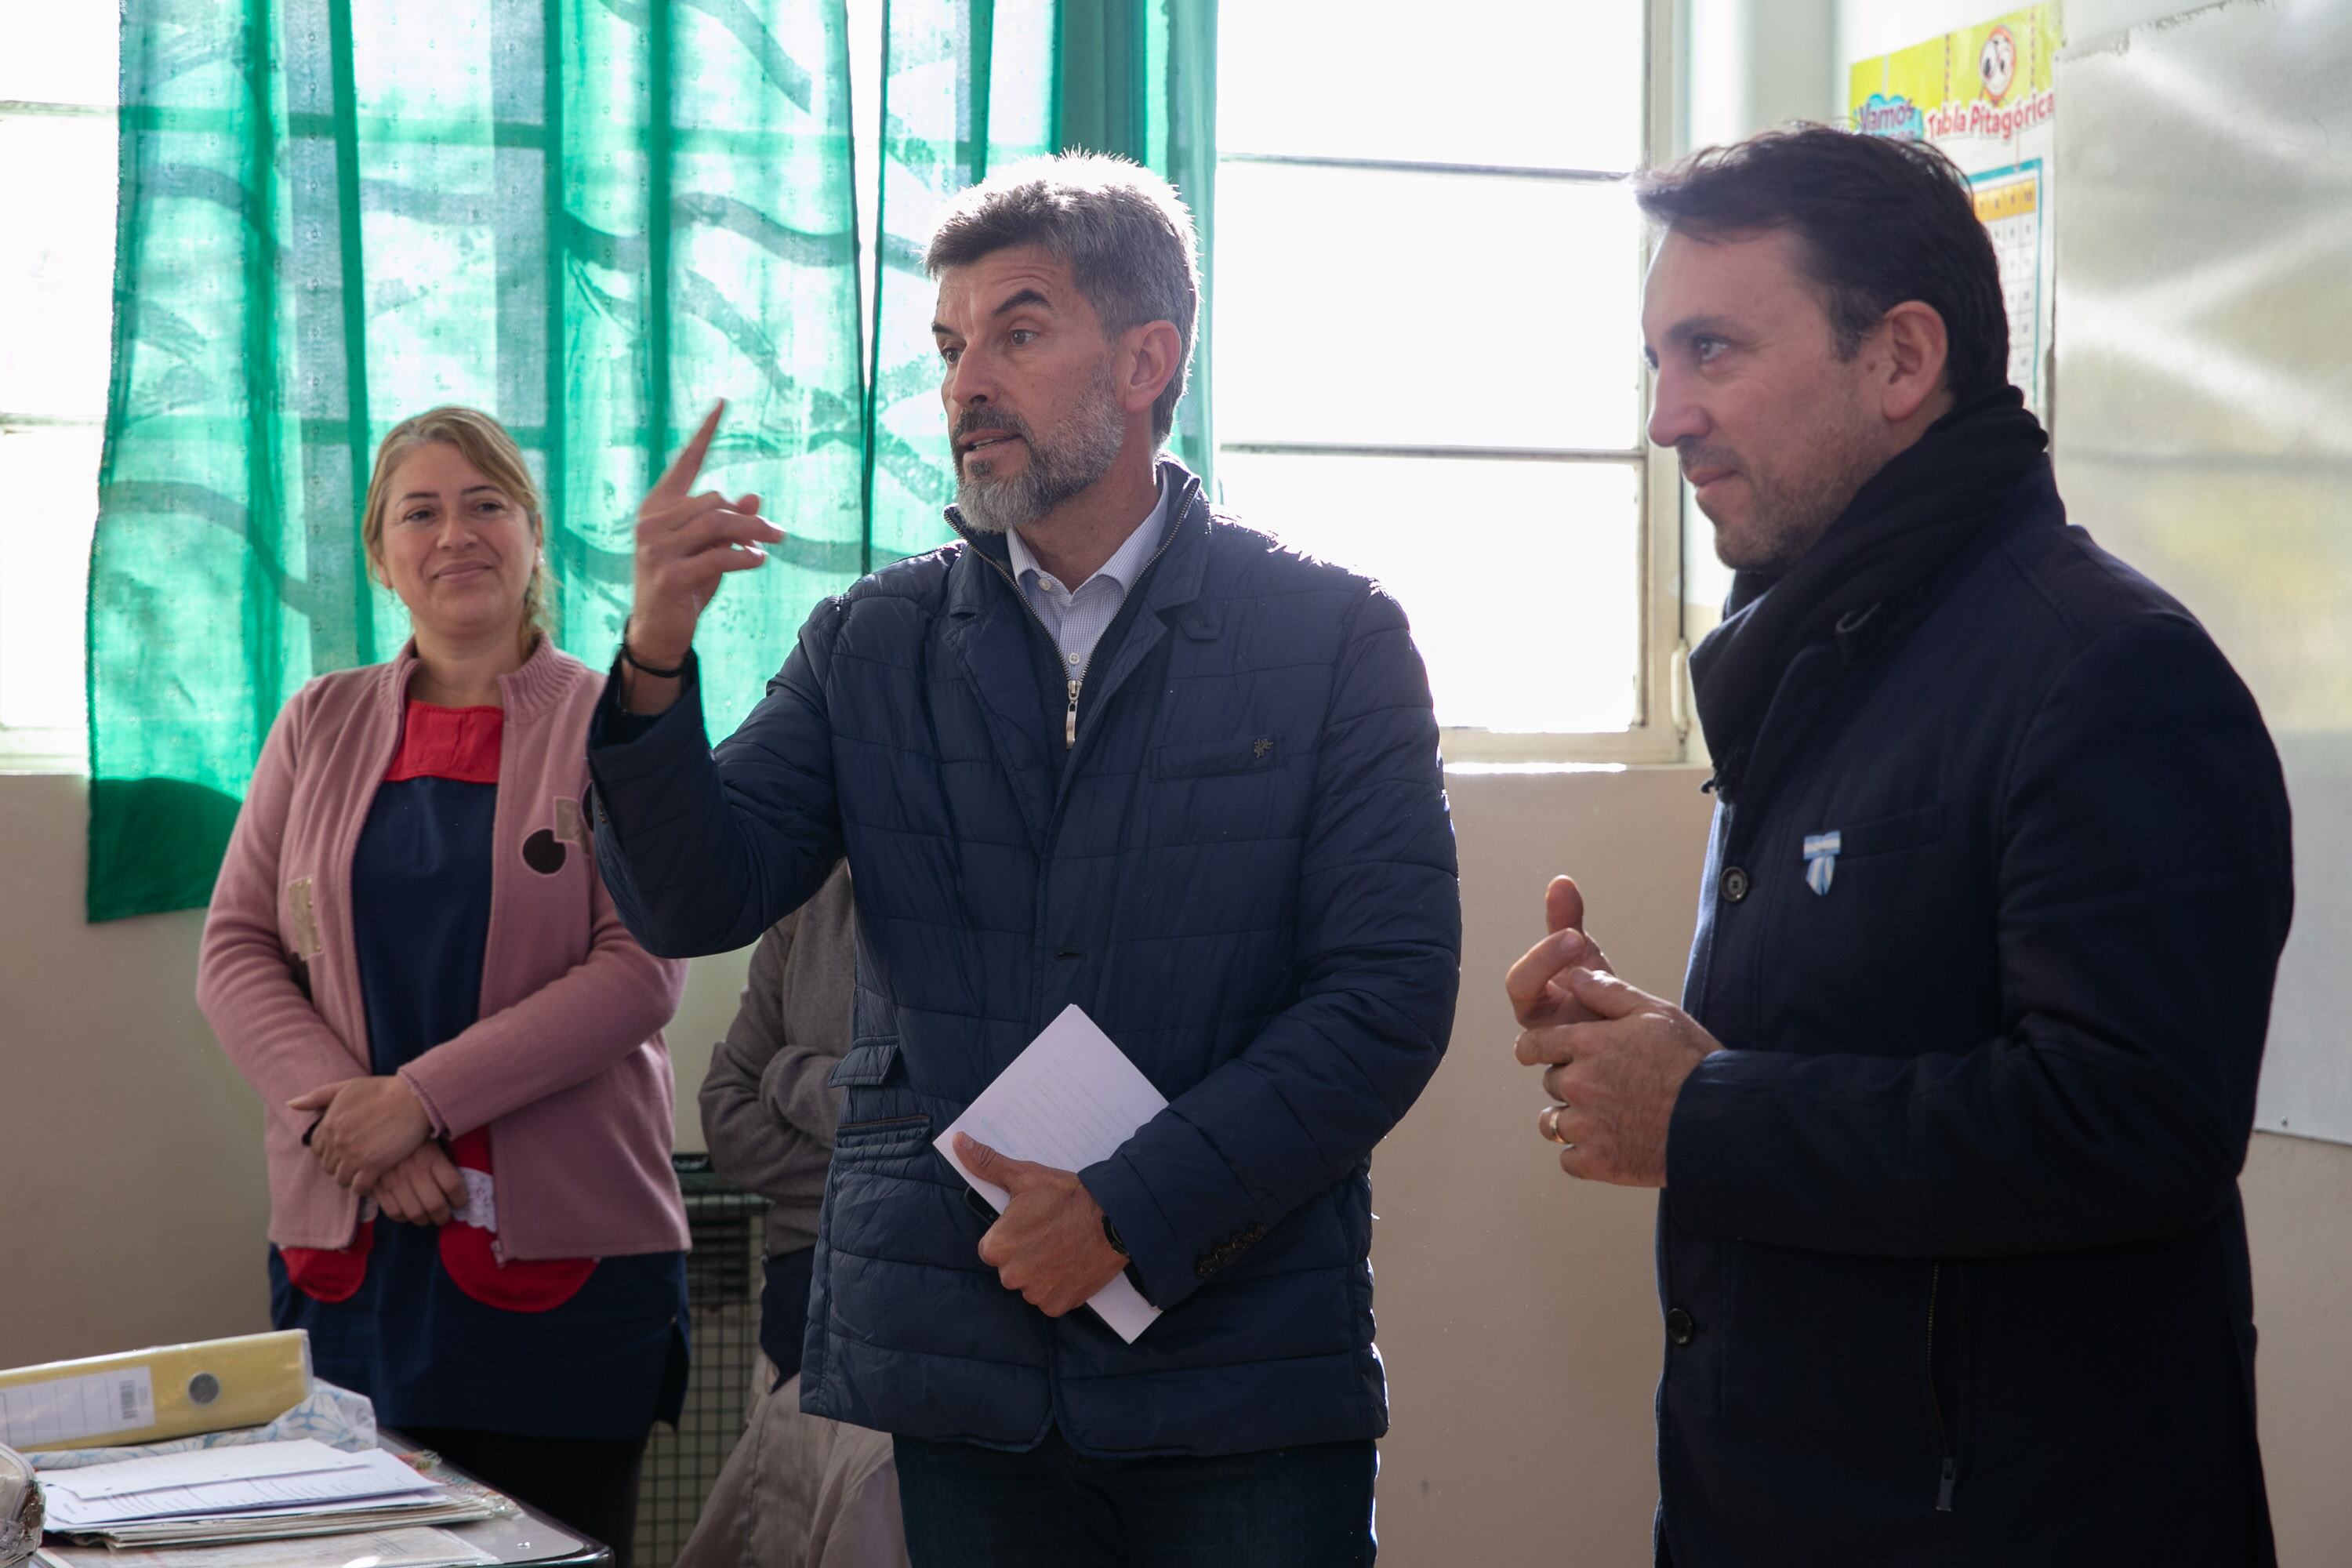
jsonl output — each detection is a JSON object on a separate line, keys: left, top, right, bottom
{"left": 674, "top": 865, "right": 909, "bottom": 1568}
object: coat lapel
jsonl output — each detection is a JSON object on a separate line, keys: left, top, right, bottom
{"left": 936, "top": 459, "right": 1212, "bottom": 841}
{"left": 940, "top": 537, "right": 1058, "bottom": 851}
{"left": 1065, "top": 463, "right": 1210, "bottom": 776}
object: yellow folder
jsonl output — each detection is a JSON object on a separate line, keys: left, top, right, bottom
{"left": 0, "top": 1330, "right": 312, "bottom": 1452}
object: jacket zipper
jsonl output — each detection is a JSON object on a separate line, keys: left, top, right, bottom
{"left": 974, "top": 514, "right": 1185, "bottom": 753}
{"left": 1927, "top": 1262, "right": 1957, "bottom": 1512}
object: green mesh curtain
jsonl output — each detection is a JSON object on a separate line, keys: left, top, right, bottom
{"left": 1058, "top": 1, "right": 1217, "bottom": 481}
{"left": 864, "top": 0, "right": 1216, "bottom": 562}
{"left": 86, "top": 0, "right": 1212, "bottom": 922}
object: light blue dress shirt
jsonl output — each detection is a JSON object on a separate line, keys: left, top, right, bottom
{"left": 1004, "top": 475, "right": 1171, "bottom": 688}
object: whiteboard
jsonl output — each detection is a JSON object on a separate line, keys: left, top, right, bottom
{"left": 2053, "top": 0, "right": 2352, "bottom": 1142}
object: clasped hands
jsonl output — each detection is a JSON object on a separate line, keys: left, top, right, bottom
{"left": 1508, "top": 875, "right": 1723, "bottom": 1188}
{"left": 288, "top": 1075, "right": 466, "bottom": 1227}
{"left": 955, "top": 1133, "right": 1130, "bottom": 1318}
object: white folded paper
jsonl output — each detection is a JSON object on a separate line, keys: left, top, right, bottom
{"left": 937, "top": 1005, "right": 1168, "bottom": 1342}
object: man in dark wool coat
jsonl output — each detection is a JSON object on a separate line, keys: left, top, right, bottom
{"left": 1510, "top": 125, "right": 2295, "bottom": 1567}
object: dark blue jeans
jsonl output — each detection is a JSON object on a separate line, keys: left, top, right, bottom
{"left": 894, "top": 1428, "right": 1377, "bottom": 1567}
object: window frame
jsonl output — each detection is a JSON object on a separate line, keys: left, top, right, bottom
{"left": 4, "top": 5, "right": 1694, "bottom": 774}
{"left": 1211, "top": 0, "right": 1687, "bottom": 766}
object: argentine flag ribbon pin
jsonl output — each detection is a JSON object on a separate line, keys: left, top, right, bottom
{"left": 1802, "top": 831, "right": 1842, "bottom": 897}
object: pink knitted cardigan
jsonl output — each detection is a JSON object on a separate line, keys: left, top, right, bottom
{"left": 198, "top": 638, "right": 691, "bottom": 1258}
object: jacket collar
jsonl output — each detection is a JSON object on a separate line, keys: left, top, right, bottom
{"left": 1831, "top": 459, "right": 2065, "bottom": 671}
{"left": 1005, "top": 470, "right": 1172, "bottom": 595}
{"left": 383, "top": 630, "right": 574, "bottom": 720}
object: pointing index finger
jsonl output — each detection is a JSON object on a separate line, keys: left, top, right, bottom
{"left": 652, "top": 400, "right": 726, "bottom": 503}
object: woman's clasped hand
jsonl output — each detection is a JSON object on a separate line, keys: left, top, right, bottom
{"left": 289, "top": 1073, "right": 464, "bottom": 1222}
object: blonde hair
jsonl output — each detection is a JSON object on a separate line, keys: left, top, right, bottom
{"left": 361, "top": 405, "right": 554, "bottom": 644}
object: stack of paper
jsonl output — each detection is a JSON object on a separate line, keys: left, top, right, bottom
{"left": 34, "top": 1439, "right": 493, "bottom": 1549}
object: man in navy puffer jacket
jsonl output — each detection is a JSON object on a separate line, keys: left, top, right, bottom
{"left": 589, "top": 155, "right": 1461, "bottom": 1566}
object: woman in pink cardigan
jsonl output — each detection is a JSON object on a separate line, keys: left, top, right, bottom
{"left": 198, "top": 406, "right": 694, "bottom": 1564}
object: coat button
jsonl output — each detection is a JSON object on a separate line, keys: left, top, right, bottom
{"left": 1665, "top": 1307, "right": 1696, "bottom": 1345}
{"left": 1720, "top": 866, "right": 1750, "bottom": 902}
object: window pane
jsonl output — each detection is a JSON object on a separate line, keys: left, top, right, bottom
{"left": 1214, "top": 163, "right": 1643, "bottom": 451}
{"left": 1218, "top": 0, "right": 1644, "bottom": 172}
{"left": 1216, "top": 451, "right": 1642, "bottom": 733}
{"left": 0, "top": 114, "right": 118, "bottom": 420}
{"left": 0, "top": 425, "right": 100, "bottom": 732}
{"left": 0, "top": 8, "right": 118, "bottom": 106}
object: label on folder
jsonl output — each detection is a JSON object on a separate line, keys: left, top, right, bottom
{"left": 0, "top": 1366, "right": 155, "bottom": 1448}
{"left": 937, "top": 1005, "right": 1168, "bottom": 1343}
{"left": 0, "top": 1330, "right": 310, "bottom": 1452}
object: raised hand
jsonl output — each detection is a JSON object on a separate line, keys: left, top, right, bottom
{"left": 1504, "top": 874, "right": 1619, "bottom": 1030}
{"left": 956, "top": 1133, "right": 1131, "bottom": 1317}
{"left": 624, "top": 401, "right": 786, "bottom": 703}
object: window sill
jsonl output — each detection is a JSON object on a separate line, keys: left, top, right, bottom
{"left": 0, "top": 728, "right": 89, "bottom": 775}
{"left": 1440, "top": 725, "right": 1688, "bottom": 769}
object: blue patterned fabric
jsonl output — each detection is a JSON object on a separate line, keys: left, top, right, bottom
{"left": 590, "top": 461, "right": 1461, "bottom": 1457}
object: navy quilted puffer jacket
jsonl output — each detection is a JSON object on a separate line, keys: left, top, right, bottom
{"left": 590, "top": 463, "right": 1462, "bottom": 1456}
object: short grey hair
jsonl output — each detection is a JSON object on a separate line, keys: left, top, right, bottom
{"left": 926, "top": 153, "right": 1200, "bottom": 444}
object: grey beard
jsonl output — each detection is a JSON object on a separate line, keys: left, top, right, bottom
{"left": 954, "top": 375, "right": 1126, "bottom": 536}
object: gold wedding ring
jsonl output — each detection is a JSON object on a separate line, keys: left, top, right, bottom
{"left": 1539, "top": 1104, "right": 1570, "bottom": 1145}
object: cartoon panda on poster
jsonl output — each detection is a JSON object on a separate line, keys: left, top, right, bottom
{"left": 1979, "top": 24, "right": 2019, "bottom": 103}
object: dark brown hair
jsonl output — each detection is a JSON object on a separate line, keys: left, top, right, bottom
{"left": 1635, "top": 125, "right": 2010, "bottom": 401}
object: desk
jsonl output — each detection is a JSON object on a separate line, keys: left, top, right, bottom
{"left": 382, "top": 1431, "right": 611, "bottom": 1568}
{"left": 33, "top": 1437, "right": 614, "bottom": 1568}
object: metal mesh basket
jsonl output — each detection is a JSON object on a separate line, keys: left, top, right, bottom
{"left": 633, "top": 1154, "right": 766, "bottom": 1568}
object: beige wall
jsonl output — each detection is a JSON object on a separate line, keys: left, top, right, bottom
{"left": 0, "top": 768, "right": 750, "bottom": 1365}
{"left": 5, "top": 765, "right": 2349, "bottom": 1561}
{"left": 1369, "top": 768, "right": 1720, "bottom": 1566}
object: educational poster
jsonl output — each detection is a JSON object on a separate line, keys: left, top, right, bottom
{"left": 1849, "top": 6, "right": 2060, "bottom": 420}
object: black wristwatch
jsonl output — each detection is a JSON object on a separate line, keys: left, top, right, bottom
{"left": 1102, "top": 1214, "right": 1130, "bottom": 1257}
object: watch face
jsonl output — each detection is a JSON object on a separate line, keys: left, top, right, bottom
{"left": 1979, "top": 26, "right": 2018, "bottom": 103}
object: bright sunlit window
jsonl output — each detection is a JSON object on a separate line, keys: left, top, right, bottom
{"left": 1212, "top": 0, "right": 1682, "bottom": 760}
{"left": 2, "top": 5, "right": 1687, "bottom": 771}
{"left": 0, "top": 10, "right": 117, "bottom": 769}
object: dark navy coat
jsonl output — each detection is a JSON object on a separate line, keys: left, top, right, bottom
{"left": 1657, "top": 462, "right": 2293, "bottom": 1565}
{"left": 590, "top": 464, "right": 1461, "bottom": 1456}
